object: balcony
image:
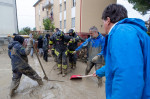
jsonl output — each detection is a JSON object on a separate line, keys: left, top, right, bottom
{"left": 43, "top": 0, "right": 53, "bottom": 9}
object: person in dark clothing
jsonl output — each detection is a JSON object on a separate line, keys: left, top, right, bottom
{"left": 50, "top": 28, "right": 60, "bottom": 61}
{"left": 8, "top": 36, "right": 43, "bottom": 97}
{"left": 37, "top": 35, "right": 43, "bottom": 57}
{"left": 50, "top": 31, "right": 71, "bottom": 77}
{"left": 43, "top": 34, "right": 50, "bottom": 62}
{"left": 67, "top": 29, "right": 84, "bottom": 69}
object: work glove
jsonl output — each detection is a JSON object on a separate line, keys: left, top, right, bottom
{"left": 72, "top": 51, "right": 77, "bottom": 55}
{"left": 92, "top": 55, "right": 100, "bottom": 63}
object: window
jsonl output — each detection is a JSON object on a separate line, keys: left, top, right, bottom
{"left": 39, "top": 4, "right": 40, "bottom": 14}
{"left": 60, "top": 21, "right": 62, "bottom": 29}
{"left": 60, "top": 4, "right": 62, "bottom": 12}
{"left": 72, "top": 0, "right": 76, "bottom": 7}
{"left": 64, "top": 20, "right": 66, "bottom": 29}
{"left": 71, "top": 17, "right": 75, "bottom": 28}
{"left": 64, "top": 2, "right": 66, "bottom": 11}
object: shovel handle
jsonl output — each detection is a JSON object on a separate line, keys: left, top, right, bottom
{"left": 77, "top": 74, "right": 93, "bottom": 78}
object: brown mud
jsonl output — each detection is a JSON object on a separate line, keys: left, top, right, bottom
{"left": 0, "top": 46, "right": 106, "bottom": 99}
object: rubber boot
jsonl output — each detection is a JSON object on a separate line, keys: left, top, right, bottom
{"left": 62, "top": 69, "right": 67, "bottom": 77}
{"left": 73, "top": 63, "right": 76, "bottom": 69}
{"left": 37, "top": 79, "right": 43, "bottom": 86}
{"left": 69, "top": 62, "right": 73, "bottom": 69}
{"left": 97, "top": 77, "right": 102, "bottom": 87}
{"left": 9, "top": 79, "right": 20, "bottom": 97}
{"left": 57, "top": 67, "right": 62, "bottom": 75}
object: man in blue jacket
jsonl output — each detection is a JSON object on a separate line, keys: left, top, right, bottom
{"left": 93, "top": 4, "right": 150, "bottom": 99}
{"left": 73, "top": 26, "right": 105, "bottom": 86}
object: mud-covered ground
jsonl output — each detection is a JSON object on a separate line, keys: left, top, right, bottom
{"left": 0, "top": 46, "right": 106, "bottom": 99}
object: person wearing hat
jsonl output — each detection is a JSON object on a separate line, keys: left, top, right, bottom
{"left": 67, "top": 29, "right": 84, "bottom": 69}
{"left": 50, "top": 28, "right": 60, "bottom": 62}
{"left": 50, "top": 31, "right": 71, "bottom": 77}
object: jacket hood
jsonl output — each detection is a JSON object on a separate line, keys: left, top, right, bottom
{"left": 117, "top": 18, "right": 147, "bottom": 32}
{"left": 8, "top": 41, "right": 20, "bottom": 50}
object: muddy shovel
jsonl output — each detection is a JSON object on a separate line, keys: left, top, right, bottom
{"left": 33, "top": 46, "right": 49, "bottom": 80}
{"left": 70, "top": 74, "right": 93, "bottom": 80}
{"left": 33, "top": 46, "right": 64, "bottom": 82}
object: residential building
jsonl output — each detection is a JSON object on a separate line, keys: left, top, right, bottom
{"left": 34, "top": 0, "right": 116, "bottom": 33}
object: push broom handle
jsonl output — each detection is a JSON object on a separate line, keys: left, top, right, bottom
{"left": 77, "top": 74, "right": 93, "bottom": 78}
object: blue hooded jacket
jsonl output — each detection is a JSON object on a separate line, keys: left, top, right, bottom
{"left": 75, "top": 33, "right": 105, "bottom": 63}
{"left": 8, "top": 41, "right": 28, "bottom": 71}
{"left": 96, "top": 18, "right": 150, "bottom": 99}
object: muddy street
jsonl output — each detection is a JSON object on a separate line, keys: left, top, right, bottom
{"left": 0, "top": 46, "right": 106, "bottom": 99}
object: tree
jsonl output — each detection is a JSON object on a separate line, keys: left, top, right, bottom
{"left": 43, "top": 18, "right": 55, "bottom": 32}
{"left": 19, "top": 27, "right": 31, "bottom": 35}
{"left": 128, "top": 0, "right": 150, "bottom": 15}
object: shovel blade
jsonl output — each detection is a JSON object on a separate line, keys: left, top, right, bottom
{"left": 70, "top": 75, "right": 82, "bottom": 80}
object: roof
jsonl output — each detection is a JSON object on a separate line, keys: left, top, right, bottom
{"left": 33, "top": 0, "right": 42, "bottom": 7}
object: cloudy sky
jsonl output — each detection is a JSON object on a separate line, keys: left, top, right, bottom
{"left": 16, "top": 0, "right": 150, "bottom": 30}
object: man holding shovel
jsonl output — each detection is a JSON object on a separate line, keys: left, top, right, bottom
{"left": 8, "top": 36, "right": 43, "bottom": 97}
{"left": 73, "top": 26, "right": 105, "bottom": 86}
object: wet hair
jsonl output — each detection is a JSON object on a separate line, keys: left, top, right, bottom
{"left": 13, "top": 33, "right": 17, "bottom": 36}
{"left": 55, "top": 28, "right": 59, "bottom": 32}
{"left": 14, "top": 35, "right": 24, "bottom": 45}
{"left": 45, "top": 34, "right": 50, "bottom": 38}
{"left": 89, "top": 26, "right": 98, "bottom": 32}
{"left": 102, "top": 4, "right": 128, "bottom": 23}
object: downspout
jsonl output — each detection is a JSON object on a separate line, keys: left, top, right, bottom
{"left": 15, "top": 0, "right": 19, "bottom": 34}
{"left": 80, "top": 0, "right": 82, "bottom": 35}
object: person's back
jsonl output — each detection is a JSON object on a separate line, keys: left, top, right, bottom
{"left": 38, "top": 36, "right": 43, "bottom": 49}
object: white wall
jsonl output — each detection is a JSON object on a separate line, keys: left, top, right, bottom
{"left": 0, "top": 0, "right": 18, "bottom": 37}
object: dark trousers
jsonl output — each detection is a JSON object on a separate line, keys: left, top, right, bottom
{"left": 43, "top": 50, "right": 48, "bottom": 62}
{"left": 57, "top": 50, "right": 68, "bottom": 70}
{"left": 68, "top": 53, "right": 77, "bottom": 68}
{"left": 10, "top": 65, "right": 42, "bottom": 92}
{"left": 86, "top": 61, "right": 103, "bottom": 86}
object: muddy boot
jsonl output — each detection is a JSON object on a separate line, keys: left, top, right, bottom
{"left": 62, "top": 69, "right": 67, "bottom": 77}
{"left": 97, "top": 77, "right": 102, "bottom": 87}
{"left": 69, "top": 62, "right": 73, "bottom": 69}
{"left": 73, "top": 63, "right": 76, "bottom": 69}
{"left": 9, "top": 79, "right": 20, "bottom": 97}
{"left": 85, "top": 69, "right": 89, "bottom": 75}
{"left": 9, "top": 89, "right": 15, "bottom": 97}
{"left": 57, "top": 67, "right": 62, "bottom": 75}
{"left": 37, "top": 79, "right": 43, "bottom": 86}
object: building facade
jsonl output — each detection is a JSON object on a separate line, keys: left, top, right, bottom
{"left": 34, "top": 0, "right": 116, "bottom": 33}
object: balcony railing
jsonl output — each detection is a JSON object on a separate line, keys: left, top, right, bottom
{"left": 43, "top": 1, "right": 53, "bottom": 9}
